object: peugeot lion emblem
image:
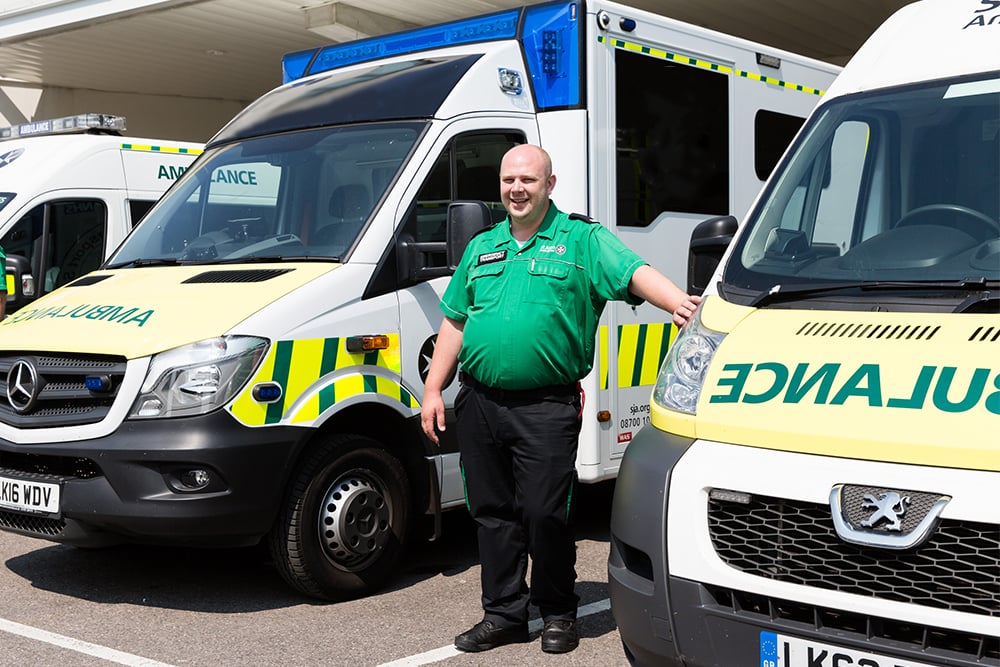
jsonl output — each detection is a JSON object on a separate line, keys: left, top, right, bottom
{"left": 6, "top": 358, "right": 40, "bottom": 413}
{"left": 860, "top": 492, "right": 910, "bottom": 531}
{"left": 830, "top": 484, "right": 951, "bottom": 550}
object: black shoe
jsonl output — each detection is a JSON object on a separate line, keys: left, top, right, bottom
{"left": 541, "top": 619, "right": 579, "bottom": 654}
{"left": 454, "top": 619, "right": 529, "bottom": 652}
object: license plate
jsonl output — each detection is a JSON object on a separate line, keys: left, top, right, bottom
{"left": 760, "top": 631, "right": 940, "bottom": 667}
{"left": 0, "top": 474, "right": 60, "bottom": 515}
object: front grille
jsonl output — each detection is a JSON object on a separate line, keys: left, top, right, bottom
{"left": 705, "top": 586, "right": 1000, "bottom": 665}
{"left": 0, "top": 510, "right": 65, "bottom": 536}
{"left": 708, "top": 493, "right": 1000, "bottom": 617}
{"left": 0, "top": 454, "right": 101, "bottom": 479}
{"left": 0, "top": 353, "right": 127, "bottom": 428}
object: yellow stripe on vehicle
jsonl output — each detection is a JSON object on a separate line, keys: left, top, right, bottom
{"left": 229, "top": 334, "right": 419, "bottom": 426}
{"left": 599, "top": 322, "right": 678, "bottom": 390}
{"left": 598, "top": 35, "right": 827, "bottom": 96}
{"left": 120, "top": 143, "right": 204, "bottom": 155}
{"left": 599, "top": 326, "right": 610, "bottom": 390}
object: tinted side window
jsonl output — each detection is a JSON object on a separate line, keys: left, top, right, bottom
{"left": 400, "top": 131, "right": 522, "bottom": 279}
{"left": 755, "top": 110, "right": 806, "bottom": 180}
{"left": 616, "top": 49, "right": 729, "bottom": 227}
{"left": 128, "top": 199, "right": 156, "bottom": 227}
{"left": 0, "top": 199, "right": 107, "bottom": 293}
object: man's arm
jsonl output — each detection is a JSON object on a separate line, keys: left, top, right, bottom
{"left": 420, "top": 316, "right": 464, "bottom": 445}
{"left": 628, "top": 264, "right": 702, "bottom": 327}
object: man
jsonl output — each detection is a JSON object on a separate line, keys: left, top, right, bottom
{"left": 421, "top": 144, "right": 700, "bottom": 654}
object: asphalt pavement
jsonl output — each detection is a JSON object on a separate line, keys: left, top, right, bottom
{"left": 0, "top": 480, "right": 627, "bottom": 666}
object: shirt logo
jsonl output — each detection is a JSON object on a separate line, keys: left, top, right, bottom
{"left": 477, "top": 250, "right": 507, "bottom": 266}
{"left": 540, "top": 244, "right": 567, "bottom": 255}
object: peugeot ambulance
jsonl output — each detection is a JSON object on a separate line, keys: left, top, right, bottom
{"left": 0, "top": 113, "right": 202, "bottom": 312}
{"left": 0, "top": 1, "right": 836, "bottom": 600}
{"left": 609, "top": 0, "right": 999, "bottom": 665}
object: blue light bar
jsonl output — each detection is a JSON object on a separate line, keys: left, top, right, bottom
{"left": 282, "top": 50, "right": 314, "bottom": 83}
{"left": 279, "top": 1, "right": 583, "bottom": 111}
{"left": 521, "top": 2, "right": 581, "bottom": 109}
{"left": 285, "top": 9, "right": 520, "bottom": 82}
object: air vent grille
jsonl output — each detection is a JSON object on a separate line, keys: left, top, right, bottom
{"left": 67, "top": 274, "right": 112, "bottom": 287}
{"left": 182, "top": 269, "right": 293, "bottom": 284}
{"left": 796, "top": 322, "right": 939, "bottom": 340}
{"left": 969, "top": 326, "right": 1000, "bottom": 342}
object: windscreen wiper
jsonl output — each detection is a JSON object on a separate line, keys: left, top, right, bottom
{"left": 215, "top": 255, "right": 341, "bottom": 264}
{"left": 103, "top": 258, "right": 185, "bottom": 269}
{"left": 749, "top": 277, "right": 995, "bottom": 308}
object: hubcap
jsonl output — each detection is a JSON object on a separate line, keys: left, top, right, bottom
{"left": 318, "top": 473, "right": 391, "bottom": 569}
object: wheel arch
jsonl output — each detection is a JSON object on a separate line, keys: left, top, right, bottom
{"left": 294, "top": 400, "right": 436, "bottom": 520}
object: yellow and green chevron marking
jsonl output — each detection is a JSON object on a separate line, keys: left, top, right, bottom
{"left": 598, "top": 35, "right": 826, "bottom": 97}
{"left": 229, "top": 334, "right": 418, "bottom": 426}
{"left": 120, "top": 143, "right": 204, "bottom": 155}
{"left": 599, "top": 322, "right": 678, "bottom": 390}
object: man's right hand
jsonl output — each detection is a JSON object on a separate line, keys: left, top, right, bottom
{"left": 420, "top": 391, "right": 446, "bottom": 445}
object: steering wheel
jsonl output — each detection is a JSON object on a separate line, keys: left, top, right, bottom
{"left": 893, "top": 203, "right": 1000, "bottom": 242}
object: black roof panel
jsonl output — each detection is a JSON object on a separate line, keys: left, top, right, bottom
{"left": 209, "top": 54, "right": 482, "bottom": 148}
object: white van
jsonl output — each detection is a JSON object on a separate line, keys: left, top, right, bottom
{"left": 0, "top": 2, "right": 835, "bottom": 600}
{"left": 0, "top": 113, "right": 202, "bottom": 311}
{"left": 609, "top": 1, "right": 999, "bottom": 665}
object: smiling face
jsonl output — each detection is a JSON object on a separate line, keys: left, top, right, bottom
{"left": 500, "top": 144, "right": 556, "bottom": 232}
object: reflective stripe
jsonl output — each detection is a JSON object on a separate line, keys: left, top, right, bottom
{"left": 229, "top": 333, "right": 419, "bottom": 426}
{"left": 120, "top": 143, "right": 204, "bottom": 155}
{"left": 599, "top": 35, "right": 827, "bottom": 97}
{"left": 599, "top": 322, "right": 678, "bottom": 390}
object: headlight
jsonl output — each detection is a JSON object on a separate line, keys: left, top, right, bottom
{"left": 651, "top": 303, "right": 725, "bottom": 414}
{"left": 130, "top": 336, "right": 268, "bottom": 419}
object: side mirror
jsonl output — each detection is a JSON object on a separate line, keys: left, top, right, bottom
{"left": 688, "top": 215, "right": 737, "bottom": 296}
{"left": 4, "top": 253, "right": 33, "bottom": 313}
{"left": 447, "top": 200, "right": 493, "bottom": 269}
{"left": 400, "top": 200, "right": 494, "bottom": 284}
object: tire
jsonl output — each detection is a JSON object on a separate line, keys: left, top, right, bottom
{"left": 268, "top": 434, "right": 410, "bottom": 600}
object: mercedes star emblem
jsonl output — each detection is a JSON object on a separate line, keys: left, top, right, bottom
{"left": 6, "top": 358, "right": 40, "bottom": 413}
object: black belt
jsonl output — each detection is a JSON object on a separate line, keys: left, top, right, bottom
{"left": 459, "top": 372, "right": 577, "bottom": 402}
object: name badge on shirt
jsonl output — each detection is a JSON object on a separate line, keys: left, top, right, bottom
{"left": 477, "top": 250, "right": 507, "bottom": 266}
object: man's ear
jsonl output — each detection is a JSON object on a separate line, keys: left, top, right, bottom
{"left": 547, "top": 173, "right": 557, "bottom": 195}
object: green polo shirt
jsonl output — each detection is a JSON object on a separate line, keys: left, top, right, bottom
{"left": 440, "top": 202, "right": 645, "bottom": 390}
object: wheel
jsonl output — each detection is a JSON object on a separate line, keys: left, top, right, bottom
{"left": 268, "top": 434, "right": 411, "bottom": 600}
{"left": 892, "top": 203, "right": 1000, "bottom": 242}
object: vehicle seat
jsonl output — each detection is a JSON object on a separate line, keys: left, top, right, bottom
{"left": 314, "top": 184, "right": 370, "bottom": 246}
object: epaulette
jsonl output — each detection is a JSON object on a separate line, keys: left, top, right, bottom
{"left": 569, "top": 212, "right": 597, "bottom": 224}
{"left": 470, "top": 221, "right": 499, "bottom": 239}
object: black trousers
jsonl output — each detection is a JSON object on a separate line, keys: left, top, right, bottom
{"left": 455, "top": 378, "right": 583, "bottom": 627}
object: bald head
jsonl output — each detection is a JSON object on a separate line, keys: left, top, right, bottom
{"left": 501, "top": 144, "right": 553, "bottom": 179}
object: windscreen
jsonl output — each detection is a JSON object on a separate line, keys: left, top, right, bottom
{"left": 726, "top": 73, "right": 1000, "bottom": 296}
{"left": 110, "top": 122, "right": 425, "bottom": 266}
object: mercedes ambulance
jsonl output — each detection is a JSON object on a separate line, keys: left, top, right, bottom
{"left": 0, "top": 113, "right": 202, "bottom": 313}
{"left": 609, "top": 0, "right": 999, "bottom": 665}
{"left": 0, "top": 1, "right": 837, "bottom": 600}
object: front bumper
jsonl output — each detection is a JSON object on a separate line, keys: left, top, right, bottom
{"left": 608, "top": 425, "right": 1000, "bottom": 667}
{"left": 0, "top": 410, "right": 311, "bottom": 547}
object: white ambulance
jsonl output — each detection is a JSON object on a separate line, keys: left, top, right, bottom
{"left": 609, "top": 0, "right": 999, "bottom": 665}
{"left": 0, "top": 113, "right": 202, "bottom": 312}
{"left": 0, "top": 1, "right": 836, "bottom": 600}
